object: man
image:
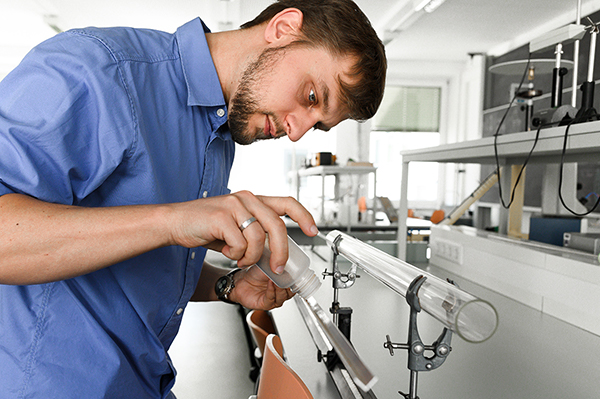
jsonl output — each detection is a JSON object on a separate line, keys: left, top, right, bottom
{"left": 0, "top": 0, "right": 386, "bottom": 397}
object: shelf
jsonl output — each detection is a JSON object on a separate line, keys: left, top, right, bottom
{"left": 396, "top": 120, "right": 600, "bottom": 260}
{"left": 400, "top": 120, "right": 600, "bottom": 165}
{"left": 298, "top": 165, "right": 377, "bottom": 176}
{"left": 294, "top": 165, "right": 377, "bottom": 228}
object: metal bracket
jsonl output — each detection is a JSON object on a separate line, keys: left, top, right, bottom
{"left": 322, "top": 234, "right": 360, "bottom": 290}
{"left": 383, "top": 275, "right": 453, "bottom": 399}
{"left": 322, "top": 262, "right": 360, "bottom": 290}
{"left": 322, "top": 233, "right": 361, "bottom": 331}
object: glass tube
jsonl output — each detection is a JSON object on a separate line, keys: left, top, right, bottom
{"left": 322, "top": 230, "right": 498, "bottom": 343}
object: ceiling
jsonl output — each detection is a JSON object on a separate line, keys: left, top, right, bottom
{"left": 2, "top": 0, "right": 600, "bottom": 65}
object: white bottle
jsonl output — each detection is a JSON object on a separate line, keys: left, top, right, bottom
{"left": 255, "top": 236, "right": 321, "bottom": 299}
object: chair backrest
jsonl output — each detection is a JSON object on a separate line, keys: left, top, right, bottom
{"left": 256, "top": 335, "right": 314, "bottom": 399}
{"left": 246, "top": 310, "right": 276, "bottom": 358}
{"left": 430, "top": 209, "right": 445, "bottom": 224}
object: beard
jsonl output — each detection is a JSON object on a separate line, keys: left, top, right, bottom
{"left": 228, "top": 46, "right": 288, "bottom": 145}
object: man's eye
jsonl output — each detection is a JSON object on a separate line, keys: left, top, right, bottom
{"left": 308, "top": 89, "right": 317, "bottom": 105}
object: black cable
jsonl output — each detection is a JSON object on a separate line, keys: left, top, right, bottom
{"left": 489, "top": 52, "right": 600, "bottom": 216}
{"left": 493, "top": 52, "right": 534, "bottom": 209}
{"left": 556, "top": 18, "right": 600, "bottom": 216}
{"left": 557, "top": 114, "right": 600, "bottom": 216}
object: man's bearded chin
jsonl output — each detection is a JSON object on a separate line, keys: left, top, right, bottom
{"left": 227, "top": 76, "right": 261, "bottom": 146}
{"left": 228, "top": 89, "right": 283, "bottom": 145}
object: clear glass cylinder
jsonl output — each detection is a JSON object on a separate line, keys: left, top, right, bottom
{"left": 324, "top": 230, "right": 498, "bottom": 343}
{"left": 255, "top": 236, "right": 321, "bottom": 299}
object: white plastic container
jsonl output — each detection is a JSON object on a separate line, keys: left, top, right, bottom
{"left": 255, "top": 236, "right": 321, "bottom": 299}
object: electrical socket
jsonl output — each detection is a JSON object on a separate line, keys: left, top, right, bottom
{"left": 431, "top": 238, "right": 463, "bottom": 265}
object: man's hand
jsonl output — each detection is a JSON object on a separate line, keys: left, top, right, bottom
{"left": 169, "top": 190, "right": 318, "bottom": 275}
{"left": 228, "top": 265, "right": 293, "bottom": 310}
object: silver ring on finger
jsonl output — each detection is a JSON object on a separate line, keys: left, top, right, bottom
{"left": 239, "top": 217, "right": 257, "bottom": 231}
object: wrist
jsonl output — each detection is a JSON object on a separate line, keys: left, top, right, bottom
{"left": 214, "top": 268, "right": 244, "bottom": 304}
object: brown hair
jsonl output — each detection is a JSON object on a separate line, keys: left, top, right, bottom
{"left": 240, "top": 0, "right": 387, "bottom": 122}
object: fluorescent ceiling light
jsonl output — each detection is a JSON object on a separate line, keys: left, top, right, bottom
{"left": 380, "top": 0, "right": 449, "bottom": 44}
{"left": 414, "top": 0, "right": 431, "bottom": 11}
{"left": 423, "top": 0, "right": 447, "bottom": 13}
{"left": 415, "top": 0, "right": 446, "bottom": 13}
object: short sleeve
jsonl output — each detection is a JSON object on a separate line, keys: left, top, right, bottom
{"left": 0, "top": 31, "right": 136, "bottom": 204}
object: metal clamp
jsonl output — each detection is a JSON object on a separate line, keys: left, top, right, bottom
{"left": 383, "top": 275, "right": 453, "bottom": 399}
{"left": 322, "top": 233, "right": 360, "bottom": 289}
{"left": 322, "top": 262, "right": 360, "bottom": 289}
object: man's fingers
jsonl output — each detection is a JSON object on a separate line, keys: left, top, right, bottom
{"left": 274, "top": 286, "right": 294, "bottom": 307}
{"left": 259, "top": 195, "right": 318, "bottom": 237}
{"left": 265, "top": 281, "right": 292, "bottom": 309}
{"left": 236, "top": 193, "right": 318, "bottom": 272}
{"left": 237, "top": 217, "right": 266, "bottom": 266}
{"left": 181, "top": 191, "right": 316, "bottom": 274}
{"left": 230, "top": 191, "right": 289, "bottom": 269}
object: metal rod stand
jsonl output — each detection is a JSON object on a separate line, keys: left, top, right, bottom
{"left": 318, "top": 234, "right": 360, "bottom": 370}
{"left": 383, "top": 275, "right": 453, "bottom": 399}
{"left": 576, "top": 19, "right": 599, "bottom": 123}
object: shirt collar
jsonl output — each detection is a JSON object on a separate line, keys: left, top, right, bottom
{"left": 176, "top": 18, "right": 226, "bottom": 108}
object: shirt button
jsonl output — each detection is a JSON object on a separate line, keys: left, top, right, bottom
{"left": 176, "top": 308, "right": 184, "bottom": 315}
{"left": 202, "top": 191, "right": 208, "bottom": 198}
{"left": 191, "top": 251, "right": 196, "bottom": 260}
{"left": 217, "top": 108, "right": 225, "bottom": 117}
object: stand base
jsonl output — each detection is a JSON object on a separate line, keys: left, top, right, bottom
{"left": 532, "top": 105, "right": 577, "bottom": 128}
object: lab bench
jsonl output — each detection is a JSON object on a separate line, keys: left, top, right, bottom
{"left": 270, "top": 243, "right": 600, "bottom": 399}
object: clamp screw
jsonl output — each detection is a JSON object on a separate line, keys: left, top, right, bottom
{"left": 412, "top": 344, "right": 424, "bottom": 354}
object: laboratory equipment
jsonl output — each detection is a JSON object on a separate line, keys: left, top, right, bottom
{"left": 563, "top": 232, "right": 600, "bottom": 255}
{"left": 321, "top": 230, "right": 498, "bottom": 343}
{"left": 574, "top": 18, "right": 599, "bottom": 122}
{"left": 256, "top": 235, "right": 377, "bottom": 392}
{"left": 316, "top": 230, "right": 498, "bottom": 398}
{"left": 383, "top": 275, "right": 453, "bottom": 399}
{"left": 529, "top": 24, "right": 586, "bottom": 127}
{"left": 489, "top": 59, "right": 573, "bottom": 131}
{"left": 305, "top": 296, "right": 378, "bottom": 392}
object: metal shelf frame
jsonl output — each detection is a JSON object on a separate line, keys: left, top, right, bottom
{"left": 296, "top": 165, "right": 378, "bottom": 227}
{"left": 397, "top": 120, "right": 600, "bottom": 259}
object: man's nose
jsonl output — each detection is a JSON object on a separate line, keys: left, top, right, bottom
{"left": 286, "top": 110, "right": 318, "bottom": 142}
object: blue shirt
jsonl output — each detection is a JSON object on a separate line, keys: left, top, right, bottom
{"left": 0, "top": 18, "right": 235, "bottom": 398}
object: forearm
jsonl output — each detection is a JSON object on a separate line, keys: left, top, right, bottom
{"left": 0, "top": 193, "right": 174, "bottom": 285}
{"left": 1, "top": 190, "right": 318, "bottom": 287}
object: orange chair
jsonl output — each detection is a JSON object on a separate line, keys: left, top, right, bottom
{"left": 253, "top": 334, "right": 314, "bottom": 399}
{"left": 246, "top": 310, "right": 277, "bottom": 360}
{"left": 430, "top": 209, "right": 445, "bottom": 224}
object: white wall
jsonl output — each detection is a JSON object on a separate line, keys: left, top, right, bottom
{"left": 0, "top": 4, "right": 56, "bottom": 80}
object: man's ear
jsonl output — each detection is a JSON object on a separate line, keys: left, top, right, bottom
{"left": 264, "top": 8, "right": 303, "bottom": 45}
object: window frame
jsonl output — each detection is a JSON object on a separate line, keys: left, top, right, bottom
{"left": 369, "top": 79, "right": 449, "bottom": 210}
